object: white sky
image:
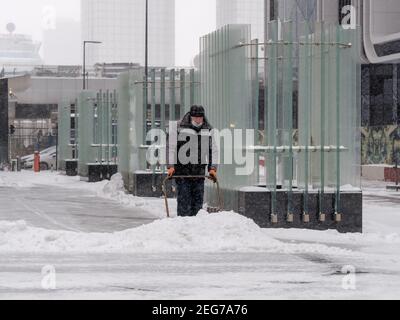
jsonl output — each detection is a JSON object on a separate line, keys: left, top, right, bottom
{"left": 0, "top": 0, "right": 216, "bottom": 66}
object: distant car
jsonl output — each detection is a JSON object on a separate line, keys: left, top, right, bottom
{"left": 21, "top": 146, "right": 57, "bottom": 170}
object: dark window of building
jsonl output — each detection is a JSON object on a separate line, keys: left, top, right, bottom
{"left": 258, "top": 85, "right": 265, "bottom": 131}
{"left": 293, "top": 90, "right": 298, "bottom": 129}
{"left": 15, "top": 104, "right": 58, "bottom": 119}
{"left": 361, "top": 65, "right": 370, "bottom": 127}
{"left": 375, "top": 40, "right": 400, "bottom": 57}
{"left": 397, "top": 64, "right": 400, "bottom": 124}
{"left": 270, "top": 0, "right": 276, "bottom": 21}
{"left": 365, "top": 64, "right": 396, "bottom": 126}
{"left": 370, "top": 104, "right": 384, "bottom": 127}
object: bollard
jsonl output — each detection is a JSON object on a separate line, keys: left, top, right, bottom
{"left": 16, "top": 156, "right": 21, "bottom": 172}
{"left": 34, "top": 151, "right": 40, "bottom": 173}
{"left": 11, "top": 159, "right": 17, "bottom": 171}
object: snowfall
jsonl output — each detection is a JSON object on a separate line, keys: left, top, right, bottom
{"left": 0, "top": 170, "right": 399, "bottom": 299}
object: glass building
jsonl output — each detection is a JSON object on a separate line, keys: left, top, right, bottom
{"left": 81, "top": 0, "right": 175, "bottom": 67}
{"left": 266, "top": 0, "right": 400, "bottom": 168}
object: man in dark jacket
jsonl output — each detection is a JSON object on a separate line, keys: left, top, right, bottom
{"left": 167, "top": 105, "right": 218, "bottom": 217}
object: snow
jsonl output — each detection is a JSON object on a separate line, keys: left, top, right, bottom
{"left": 96, "top": 173, "right": 176, "bottom": 219}
{"left": 1, "top": 170, "right": 400, "bottom": 299}
{"left": 0, "top": 171, "right": 174, "bottom": 219}
{"left": 363, "top": 164, "right": 393, "bottom": 168}
{"left": 0, "top": 212, "right": 355, "bottom": 255}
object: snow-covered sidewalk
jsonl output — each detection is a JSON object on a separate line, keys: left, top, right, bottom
{"left": 0, "top": 171, "right": 399, "bottom": 299}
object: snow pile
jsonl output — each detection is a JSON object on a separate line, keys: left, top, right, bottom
{"left": 0, "top": 212, "right": 352, "bottom": 255}
{"left": 99, "top": 173, "right": 125, "bottom": 198}
{"left": 96, "top": 173, "right": 175, "bottom": 219}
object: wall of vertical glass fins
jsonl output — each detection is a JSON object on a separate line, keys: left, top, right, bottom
{"left": 57, "top": 100, "right": 79, "bottom": 176}
{"left": 57, "top": 22, "right": 362, "bottom": 232}
{"left": 117, "top": 67, "right": 199, "bottom": 195}
{"left": 198, "top": 22, "right": 362, "bottom": 232}
{"left": 58, "top": 90, "right": 119, "bottom": 181}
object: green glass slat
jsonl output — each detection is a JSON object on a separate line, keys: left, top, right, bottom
{"left": 180, "top": 69, "right": 185, "bottom": 118}
{"left": 267, "top": 20, "right": 278, "bottom": 215}
{"left": 282, "top": 21, "right": 294, "bottom": 213}
{"left": 189, "top": 69, "right": 195, "bottom": 107}
{"left": 335, "top": 24, "right": 341, "bottom": 214}
{"left": 160, "top": 68, "right": 166, "bottom": 131}
{"left": 170, "top": 69, "right": 176, "bottom": 121}
{"left": 319, "top": 22, "right": 326, "bottom": 215}
{"left": 151, "top": 68, "right": 156, "bottom": 130}
{"left": 303, "top": 23, "right": 311, "bottom": 215}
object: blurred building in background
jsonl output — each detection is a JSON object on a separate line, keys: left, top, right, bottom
{"left": 81, "top": 0, "right": 175, "bottom": 67}
{"left": 217, "top": 0, "right": 265, "bottom": 43}
{"left": 42, "top": 18, "right": 81, "bottom": 66}
{"left": 0, "top": 23, "right": 43, "bottom": 76}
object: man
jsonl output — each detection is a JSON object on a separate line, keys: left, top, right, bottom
{"left": 167, "top": 105, "right": 218, "bottom": 217}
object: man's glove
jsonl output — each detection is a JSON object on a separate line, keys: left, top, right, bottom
{"left": 209, "top": 169, "right": 217, "bottom": 182}
{"left": 167, "top": 167, "right": 175, "bottom": 178}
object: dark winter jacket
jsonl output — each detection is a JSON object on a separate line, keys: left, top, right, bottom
{"left": 168, "top": 112, "right": 218, "bottom": 177}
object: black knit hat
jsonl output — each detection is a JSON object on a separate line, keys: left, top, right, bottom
{"left": 190, "top": 105, "right": 205, "bottom": 117}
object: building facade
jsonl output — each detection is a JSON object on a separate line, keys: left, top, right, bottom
{"left": 81, "top": 0, "right": 175, "bottom": 67}
{"left": 4, "top": 67, "right": 118, "bottom": 160}
{"left": 265, "top": 0, "right": 400, "bottom": 166}
{"left": 0, "top": 24, "right": 43, "bottom": 75}
{"left": 216, "top": 0, "right": 265, "bottom": 43}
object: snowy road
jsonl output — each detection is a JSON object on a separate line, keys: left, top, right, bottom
{"left": 0, "top": 182, "right": 155, "bottom": 233}
{"left": 0, "top": 171, "right": 399, "bottom": 299}
{"left": 2, "top": 252, "right": 396, "bottom": 300}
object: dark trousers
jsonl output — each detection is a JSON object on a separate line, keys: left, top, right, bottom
{"left": 176, "top": 179, "right": 205, "bottom": 217}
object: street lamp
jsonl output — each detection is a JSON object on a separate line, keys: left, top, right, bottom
{"left": 83, "top": 40, "right": 102, "bottom": 90}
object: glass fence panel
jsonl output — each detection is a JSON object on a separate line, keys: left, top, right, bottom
{"left": 199, "top": 24, "right": 256, "bottom": 210}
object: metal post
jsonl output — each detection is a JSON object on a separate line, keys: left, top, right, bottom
{"left": 143, "top": 0, "right": 149, "bottom": 147}
{"left": 83, "top": 43, "right": 86, "bottom": 90}
{"left": 55, "top": 122, "right": 58, "bottom": 171}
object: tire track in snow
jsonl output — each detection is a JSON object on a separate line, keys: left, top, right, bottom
{"left": 11, "top": 194, "right": 82, "bottom": 233}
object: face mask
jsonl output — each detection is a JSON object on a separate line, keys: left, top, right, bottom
{"left": 191, "top": 120, "right": 203, "bottom": 128}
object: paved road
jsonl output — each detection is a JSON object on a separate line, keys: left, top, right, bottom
{"left": 0, "top": 184, "right": 155, "bottom": 233}
{"left": 2, "top": 251, "right": 398, "bottom": 299}
{"left": 0, "top": 178, "right": 399, "bottom": 299}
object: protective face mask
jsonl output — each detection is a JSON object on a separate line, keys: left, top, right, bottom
{"left": 191, "top": 120, "right": 203, "bottom": 128}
